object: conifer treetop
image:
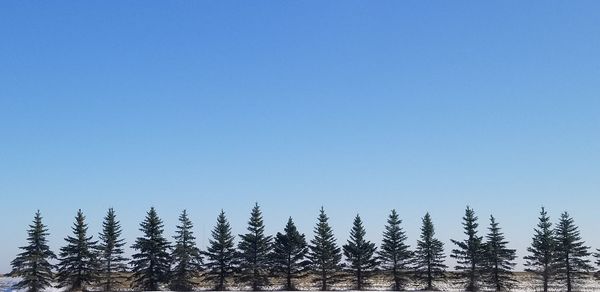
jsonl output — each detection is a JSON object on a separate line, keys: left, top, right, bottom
{"left": 10, "top": 210, "right": 57, "bottom": 292}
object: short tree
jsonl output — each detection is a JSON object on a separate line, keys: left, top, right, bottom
{"left": 237, "top": 203, "right": 273, "bottom": 291}
{"left": 130, "top": 207, "right": 172, "bottom": 291}
{"left": 203, "top": 210, "right": 237, "bottom": 291}
{"left": 170, "top": 210, "right": 203, "bottom": 291}
{"left": 308, "top": 207, "right": 342, "bottom": 291}
{"left": 97, "top": 208, "right": 128, "bottom": 291}
{"left": 553, "top": 212, "right": 592, "bottom": 292}
{"left": 56, "top": 209, "right": 99, "bottom": 291}
{"left": 413, "top": 212, "right": 447, "bottom": 291}
{"left": 378, "top": 209, "right": 412, "bottom": 291}
{"left": 524, "top": 207, "right": 555, "bottom": 292}
{"left": 343, "top": 214, "right": 378, "bottom": 290}
{"left": 451, "top": 206, "right": 485, "bottom": 291}
{"left": 482, "top": 215, "right": 517, "bottom": 291}
{"left": 10, "top": 211, "right": 57, "bottom": 292}
{"left": 271, "top": 217, "right": 310, "bottom": 290}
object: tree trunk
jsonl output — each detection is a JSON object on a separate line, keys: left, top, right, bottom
{"left": 357, "top": 268, "right": 362, "bottom": 290}
{"left": 427, "top": 262, "right": 433, "bottom": 290}
{"left": 287, "top": 255, "right": 292, "bottom": 290}
{"left": 566, "top": 253, "right": 572, "bottom": 292}
{"left": 543, "top": 264, "right": 549, "bottom": 292}
{"left": 393, "top": 265, "right": 400, "bottom": 291}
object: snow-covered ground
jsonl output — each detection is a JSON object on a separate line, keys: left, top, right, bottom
{"left": 2, "top": 276, "right": 600, "bottom": 292}
{"left": 0, "top": 278, "right": 21, "bottom": 292}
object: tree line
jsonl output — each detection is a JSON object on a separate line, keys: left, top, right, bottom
{"left": 8, "top": 204, "right": 600, "bottom": 292}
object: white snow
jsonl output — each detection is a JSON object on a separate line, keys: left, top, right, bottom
{"left": 2, "top": 276, "right": 599, "bottom": 292}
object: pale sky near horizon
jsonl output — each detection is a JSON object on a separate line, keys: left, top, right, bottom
{"left": 1, "top": 1, "right": 600, "bottom": 274}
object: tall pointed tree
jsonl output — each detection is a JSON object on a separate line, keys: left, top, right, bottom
{"left": 271, "top": 217, "right": 310, "bottom": 290}
{"left": 414, "top": 212, "right": 447, "bottom": 291}
{"left": 97, "top": 208, "right": 128, "bottom": 292}
{"left": 553, "top": 212, "right": 592, "bottom": 292}
{"left": 237, "top": 203, "right": 273, "bottom": 291}
{"left": 482, "top": 215, "right": 517, "bottom": 291}
{"left": 10, "top": 211, "right": 57, "bottom": 292}
{"left": 203, "top": 210, "right": 237, "bottom": 291}
{"left": 130, "top": 207, "right": 172, "bottom": 291}
{"left": 56, "top": 209, "right": 99, "bottom": 291}
{"left": 524, "top": 207, "right": 555, "bottom": 292}
{"left": 308, "top": 207, "right": 342, "bottom": 291}
{"left": 451, "top": 206, "right": 485, "bottom": 291}
{"left": 378, "top": 209, "right": 412, "bottom": 291}
{"left": 343, "top": 214, "right": 378, "bottom": 290}
{"left": 170, "top": 210, "right": 203, "bottom": 291}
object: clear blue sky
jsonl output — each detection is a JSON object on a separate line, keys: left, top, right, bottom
{"left": 1, "top": 1, "right": 599, "bottom": 273}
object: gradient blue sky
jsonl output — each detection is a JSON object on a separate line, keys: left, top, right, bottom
{"left": 1, "top": 1, "right": 599, "bottom": 273}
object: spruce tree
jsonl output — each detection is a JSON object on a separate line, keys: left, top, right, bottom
{"left": 237, "top": 203, "right": 273, "bottom": 291}
{"left": 553, "top": 212, "right": 592, "bottom": 292}
{"left": 170, "top": 209, "right": 203, "bottom": 291}
{"left": 308, "top": 207, "right": 342, "bottom": 291}
{"left": 203, "top": 210, "right": 237, "bottom": 291}
{"left": 482, "top": 215, "right": 517, "bottom": 291}
{"left": 451, "top": 206, "right": 485, "bottom": 291}
{"left": 130, "top": 207, "right": 172, "bottom": 291}
{"left": 97, "top": 208, "right": 128, "bottom": 292}
{"left": 343, "top": 214, "right": 378, "bottom": 290}
{"left": 414, "top": 212, "right": 447, "bottom": 291}
{"left": 56, "top": 209, "right": 99, "bottom": 291}
{"left": 378, "top": 209, "right": 412, "bottom": 291}
{"left": 524, "top": 207, "right": 555, "bottom": 292}
{"left": 10, "top": 211, "right": 57, "bottom": 292}
{"left": 271, "top": 217, "right": 310, "bottom": 290}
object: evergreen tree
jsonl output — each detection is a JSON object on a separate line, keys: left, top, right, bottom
{"left": 413, "top": 212, "right": 447, "bottom": 291}
{"left": 308, "top": 207, "right": 342, "bottom": 291}
{"left": 96, "top": 208, "right": 128, "bottom": 292}
{"left": 10, "top": 211, "right": 57, "bottom": 292}
{"left": 343, "top": 214, "right": 378, "bottom": 290}
{"left": 482, "top": 215, "right": 517, "bottom": 291}
{"left": 203, "top": 210, "right": 237, "bottom": 291}
{"left": 237, "top": 203, "right": 273, "bottom": 291}
{"left": 170, "top": 210, "right": 203, "bottom": 291}
{"left": 271, "top": 217, "right": 310, "bottom": 290}
{"left": 130, "top": 207, "right": 171, "bottom": 291}
{"left": 524, "top": 207, "right": 555, "bottom": 292}
{"left": 451, "top": 206, "right": 485, "bottom": 291}
{"left": 553, "top": 212, "right": 592, "bottom": 292}
{"left": 56, "top": 209, "right": 99, "bottom": 291}
{"left": 378, "top": 209, "right": 412, "bottom": 291}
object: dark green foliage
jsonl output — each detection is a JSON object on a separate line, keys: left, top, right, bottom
{"left": 56, "top": 209, "right": 99, "bottom": 291}
{"left": 96, "top": 208, "right": 128, "bottom": 291}
{"left": 237, "top": 203, "right": 273, "bottom": 291}
{"left": 203, "top": 210, "right": 237, "bottom": 291}
{"left": 10, "top": 211, "right": 57, "bottom": 292}
{"left": 343, "top": 214, "right": 378, "bottom": 290}
{"left": 414, "top": 212, "right": 447, "bottom": 291}
{"left": 271, "top": 217, "right": 310, "bottom": 290}
{"left": 308, "top": 207, "right": 342, "bottom": 291}
{"left": 482, "top": 215, "right": 517, "bottom": 291}
{"left": 553, "top": 212, "right": 592, "bottom": 292}
{"left": 524, "top": 207, "right": 555, "bottom": 292}
{"left": 451, "top": 206, "right": 485, "bottom": 291}
{"left": 170, "top": 210, "right": 203, "bottom": 291}
{"left": 130, "top": 207, "right": 172, "bottom": 291}
{"left": 378, "top": 209, "right": 412, "bottom": 291}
